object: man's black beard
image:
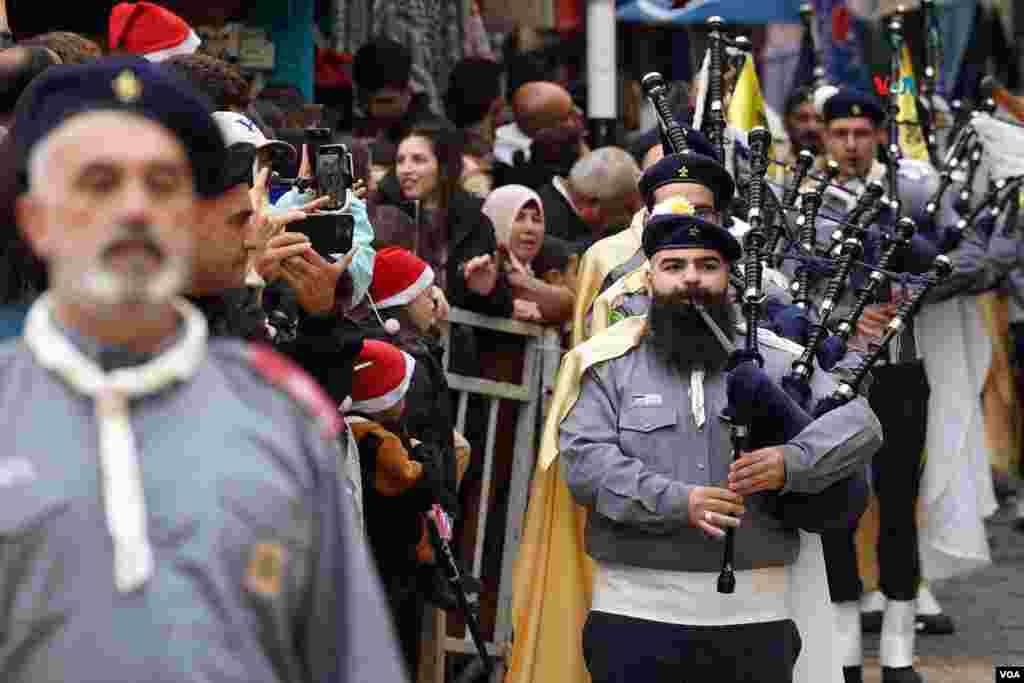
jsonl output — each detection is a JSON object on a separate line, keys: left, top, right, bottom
{"left": 647, "top": 291, "right": 737, "bottom": 375}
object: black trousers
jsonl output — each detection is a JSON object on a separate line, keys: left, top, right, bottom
{"left": 582, "top": 611, "right": 802, "bottom": 683}
{"left": 822, "top": 361, "right": 929, "bottom": 603}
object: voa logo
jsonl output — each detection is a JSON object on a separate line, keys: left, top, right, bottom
{"left": 998, "top": 670, "right": 1021, "bottom": 679}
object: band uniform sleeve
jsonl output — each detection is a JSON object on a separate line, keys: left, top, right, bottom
{"left": 779, "top": 361, "right": 883, "bottom": 495}
{"left": 559, "top": 365, "right": 692, "bottom": 530}
{"left": 926, "top": 223, "right": 1002, "bottom": 302}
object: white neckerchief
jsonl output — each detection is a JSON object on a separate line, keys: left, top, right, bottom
{"left": 690, "top": 369, "right": 705, "bottom": 428}
{"left": 22, "top": 293, "right": 208, "bottom": 593}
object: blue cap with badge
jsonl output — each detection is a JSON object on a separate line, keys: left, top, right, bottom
{"left": 638, "top": 151, "right": 735, "bottom": 213}
{"left": 13, "top": 57, "right": 226, "bottom": 198}
{"left": 642, "top": 213, "right": 742, "bottom": 262}
{"left": 821, "top": 89, "right": 886, "bottom": 126}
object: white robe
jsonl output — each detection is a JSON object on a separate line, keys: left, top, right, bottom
{"left": 916, "top": 295, "right": 998, "bottom": 581}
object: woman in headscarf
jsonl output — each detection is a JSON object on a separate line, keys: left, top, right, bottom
{"left": 481, "top": 184, "right": 574, "bottom": 325}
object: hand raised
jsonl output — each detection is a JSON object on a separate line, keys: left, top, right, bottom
{"left": 462, "top": 253, "right": 499, "bottom": 296}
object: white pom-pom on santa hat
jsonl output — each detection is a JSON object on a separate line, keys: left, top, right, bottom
{"left": 349, "top": 340, "right": 416, "bottom": 414}
{"left": 367, "top": 247, "right": 435, "bottom": 335}
{"left": 109, "top": 1, "right": 202, "bottom": 63}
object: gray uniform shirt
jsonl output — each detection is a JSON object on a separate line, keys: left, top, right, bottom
{"left": 559, "top": 333, "right": 882, "bottom": 573}
{"left": 0, "top": 337, "right": 407, "bottom": 683}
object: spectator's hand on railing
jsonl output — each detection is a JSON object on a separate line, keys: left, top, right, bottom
{"left": 512, "top": 299, "right": 543, "bottom": 322}
{"left": 463, "top": 254, "right": 499, "bottom": 296}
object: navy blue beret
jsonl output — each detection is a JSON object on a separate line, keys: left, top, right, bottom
{"left": 13, "top": 57, "right": 226, "bottom": 198}
{"left": 642, "top": 213, "right": 742, "bottom": 262}
{"left": 822, "top": 89, "right": 886, "bottom": 126}
{"left": 639, "top": 151, "right": 735, "bottom": 212}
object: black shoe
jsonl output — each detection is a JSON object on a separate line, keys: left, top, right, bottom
{"left": 861, "top": 610, "right": 883, "bottom": 633}
{"left": 915, "top": 612, "right": 955, "bottom": 635}
{"left": 843, "top": 665, "right": 863, "bottom": 683}
{"left": 882, "top": 666, "right": 924, "bottom": 683}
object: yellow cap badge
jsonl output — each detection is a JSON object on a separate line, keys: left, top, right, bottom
{"left": 677, "top": 165, "right": 689, "bottom": 179}
{"left": 245, "top": 542, "right": 285, "bottom": 597}
{"left": 112, "top": 70, "right": 143, "bottom": 104}
{"left": 851, "top": 104, "right": 862, "bottom": 116}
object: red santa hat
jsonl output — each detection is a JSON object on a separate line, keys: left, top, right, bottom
{"left": 109, "top": 2, "right": 202, "bottom": 63}
{"left": 349, "top": 340, "right": 416, "bottom": 414}
{"left": 366, "top": 247, "right": 435, "bottom": 334}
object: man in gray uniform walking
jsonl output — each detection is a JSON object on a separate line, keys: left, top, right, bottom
{"left": 559, "top": 213, "right": 883, "bottom": 683}
{"left": 1, "top": 58, "right": 407, "bottom": 683}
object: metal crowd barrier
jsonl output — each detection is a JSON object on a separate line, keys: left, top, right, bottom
{"left": 419, "top": 307, "right": 563, "bottom": 683}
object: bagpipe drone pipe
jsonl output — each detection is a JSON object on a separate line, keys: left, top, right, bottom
{"left": 641, "top": 71, "right": 692, "bottom": 155}
{"left": 710, "top": 119, "right": 956, "bottom": 595}
{"left": 708, "top": 127, "right": 941, "bottom": 593}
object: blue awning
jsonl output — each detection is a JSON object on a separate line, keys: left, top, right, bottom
{"left": 617, "top": 0, "right": 803, "bottom": 25}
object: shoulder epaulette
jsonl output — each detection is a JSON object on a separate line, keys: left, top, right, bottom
{"left": 246, "top": 343, "right": 342, "bottom": 440}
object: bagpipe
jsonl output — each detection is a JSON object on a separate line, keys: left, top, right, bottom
{"left": 641, "top": 72, "right": 691, "bottom": 156}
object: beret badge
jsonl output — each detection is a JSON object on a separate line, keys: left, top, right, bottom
{"left": 112, "top": 70, "right": 143, "bottom": 104}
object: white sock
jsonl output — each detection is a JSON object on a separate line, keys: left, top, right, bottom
{"left": 836, "top": 601, "right": 863, "bottom": 667}
{"left": 880, "top": 599, "right": 916, "bottom": 669}
{"left": 860, "top": 590, "right": 886, "bottom": 613}
{"left": 916, "top": 583, "right": 942, "bottom": 616}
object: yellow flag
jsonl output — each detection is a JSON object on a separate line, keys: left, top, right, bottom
{"left": 726, "top": 54, "right": 783, "bottom": 182}
{"left": 897, "top": 45, "right": 930, "bottom": 162}
{"left": 726, "top": 54, "right": 769, "bottom": 132}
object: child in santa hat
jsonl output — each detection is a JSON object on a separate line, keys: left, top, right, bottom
{"left": 346, "top": 339, "right": 454, "bottom": 674}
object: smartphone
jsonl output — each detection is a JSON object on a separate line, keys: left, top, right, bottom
{"left": 292, "top": 212, "right": 355, "bottom": 260}
{"left": 316, "top": 144, "right": 355, "bottom": 210}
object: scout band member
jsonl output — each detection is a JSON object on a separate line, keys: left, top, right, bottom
{"left": 572, "top": 133, "right": 733, "bottom": 346}
{"left": 571, "top": 128, "right": 723, "bottom": 346}
{"left": 3, "top": 58, "right": 406, "bottom": 682}
{"left": 559, "top": 213, "right": 882, "bottom": 683}
{"left": 811, "top": 88, "right": 938, "bottom": 683}
{"left": 587, "top": 151, "right": 791, "bottom": 340}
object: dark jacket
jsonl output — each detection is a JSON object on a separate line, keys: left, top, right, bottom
{"left": 535, "top": 181, "right": 592, "bottom": 254}
{"left": 371, "top": 173, "right": 515, "bottom": 318}
{"left": 190, "top": 285, "right": 364, "bottom": 408}
{"left": 361, "top": 319, "right": 458, "bottom": 515}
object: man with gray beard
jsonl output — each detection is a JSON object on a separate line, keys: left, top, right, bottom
{"left": 558, "top": 212, "right": 882, "bottom": 683}
{"left": 0, "top": 58, "right": 406, "bottom": 683}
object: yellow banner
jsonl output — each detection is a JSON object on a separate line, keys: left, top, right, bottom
{"left": 897, "top": 44, "right": 930, "bottom": 162}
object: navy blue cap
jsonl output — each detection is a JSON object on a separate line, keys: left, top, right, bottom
{"left": 642, "top": 213, "right": 742, "bottom": 262}
{"left": 13, "top": 57, "right": 226, "bottom": 198}
{"left": 822, "top": 89, "right": 885, "bottom": 126}
{"left": 639, "top": 151, "right": 735, "bottom": 212}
